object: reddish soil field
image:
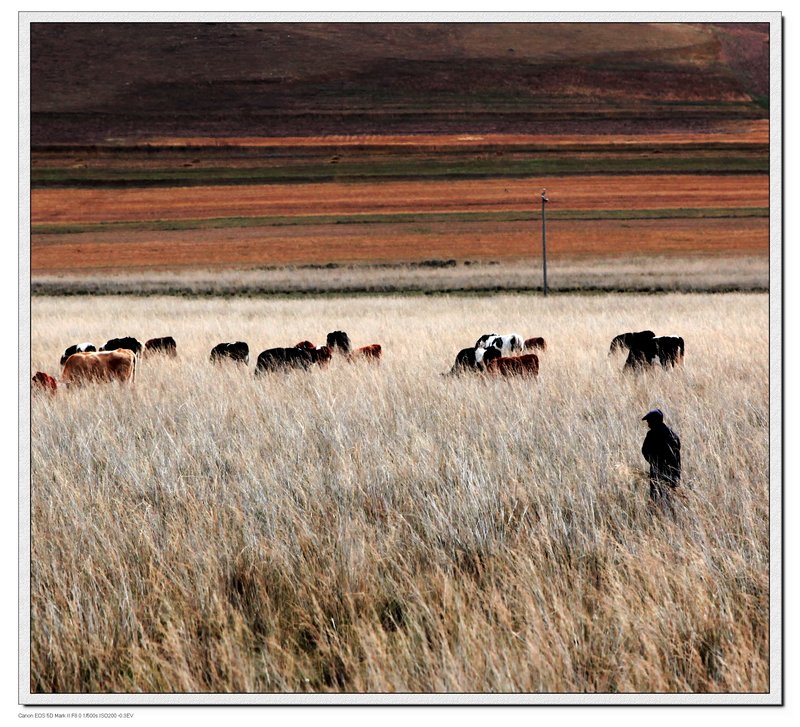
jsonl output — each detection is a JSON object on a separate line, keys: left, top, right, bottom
{"left": 31, "top": 217, "right": 768, "bottom": 273}
{"left": 32, "top": 175, "right": 769, "bottom": 226}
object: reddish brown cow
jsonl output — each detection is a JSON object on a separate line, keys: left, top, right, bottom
{"left": 144, "top": 336, "right": 177, "bottom": 358}
{"left": 524, "top": 337, "right": 547, "bottom": 351}
{"left": 352, "top": 344, "right": 382, "bottom": 362}
{"left": 60, "top": 349, "right": 136, "bottom": 385}
{"left": 294, "top": 340, "right": 316, "bottom": 351}
{"left": 32, "top": 371, "right": 58, "bottom": 394}
{"left": 486, "top": 353, "right": 539, "bottom": 378}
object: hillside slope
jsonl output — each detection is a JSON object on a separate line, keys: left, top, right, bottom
{"left": 29, "top": 22, "right": 769, "bottom": 143}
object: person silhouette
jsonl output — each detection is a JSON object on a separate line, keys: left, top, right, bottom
{"left": 641, "top": 409, "right": 681, "bottom": 507}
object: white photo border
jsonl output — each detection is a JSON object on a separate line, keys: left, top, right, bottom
{"left": 18, "top": 10, "right": 783, "bottom": 707}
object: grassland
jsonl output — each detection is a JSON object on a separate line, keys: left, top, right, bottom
{"left": 29, "top": 292, "right": 769, "bottom": 694}
{"left": 30, "top": 256, "right": 769, "bottom": 298}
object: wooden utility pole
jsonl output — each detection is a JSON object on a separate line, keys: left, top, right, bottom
{"left": 541, "top": 188, "right": 549, "bottom": 296}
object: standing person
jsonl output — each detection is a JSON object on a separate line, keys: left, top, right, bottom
{"left": 641, "top": 409, "right": 681, "bottom": 508}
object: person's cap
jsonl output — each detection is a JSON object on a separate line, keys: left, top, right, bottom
{"left": 642, "top": 408, "right": 664, "bottom": 421}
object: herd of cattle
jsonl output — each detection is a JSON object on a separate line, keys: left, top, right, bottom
{"left": 31, "top": 329, "right": 684, "bottom": 393}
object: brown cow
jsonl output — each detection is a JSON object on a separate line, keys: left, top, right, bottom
{"left": 144, "top": 336, "right": 177, "bottom": 358}
{"left": 524, "top": 337, "right": 547, "bottom": 351}
{"left": 486, "top": 353, "right": 539, "bottom": 378}
{"left": 352, "top": 344, "right": 382, "bottom": 362}
{"left": 60, "top": 349, "right": 136, "bottom": 385}
{"left": 32, "top": 371, "right": 58, "bottom": 394}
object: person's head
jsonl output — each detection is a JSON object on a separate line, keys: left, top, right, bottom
{"left": 642, "top": 408, "right": 664, "bottom": 428}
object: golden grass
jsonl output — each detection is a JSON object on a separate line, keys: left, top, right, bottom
{"left": 29, "top": 293, "right": 769, "bottom": 693}
{"left": 31, "top": 256, "right": 769, "bottom": 297}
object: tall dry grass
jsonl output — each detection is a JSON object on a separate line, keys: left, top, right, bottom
{"left": 29, "top": 293, "right": 769, "bottom": 693}
{"left": 30, "top": 255, "right": 768, "bottom": 297}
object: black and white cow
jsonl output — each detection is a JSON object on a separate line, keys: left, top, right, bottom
{"left": 448, "top": 346, "right": 501, "bottom": 374}
{"left": 60, "top": 342, "right": 96, "bottom": 366}
{"left": 475, "top": 333, "right": 525, "bottom": 356}
{"left": 210, "top": 341, "right": 250, "bottom": 365}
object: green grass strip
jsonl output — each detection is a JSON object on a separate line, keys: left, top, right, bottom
{"left": 32, "top": 207, "right": 768, "bottom": 236}
{"left": 31, "top": 155, "right": 769, "bottom": 188}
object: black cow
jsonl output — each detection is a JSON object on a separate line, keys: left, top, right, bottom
{"left": 60, "top": 341, "right": 96, "bottom": 366}
{"left": 624, "top": 339, "right": 658, "bottom": 371}
{"left": 608, "top": 330, "right": 657, "bottom": 371}
{"left": 653, "top": 336, "right": 685, "bottom": 367}
{"left": 615, "top": 331, "right": 684, "bottom": 371}
{"left": 326, "top": 330, "right": 352, "bottom": 354}
{"left": 255, "top": 347, "right": 313, "bottom": 375}
{"left": 609, "top": 330, "right": 656, "bottom": 355}
{"left": 144, "top": 336, "right": 177, "bottom": 358}
{"left": 210, "top": 341, "right": 249, "bottom": 365}
{"left": 100, "top": 337, "right": 143, "bottom": 357}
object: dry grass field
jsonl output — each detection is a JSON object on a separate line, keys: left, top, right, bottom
{"left": 29, "top": 292, "right": 769, "bottom": 694}
{"left": 31, "top": 256, "right": 769, "bottom": 298}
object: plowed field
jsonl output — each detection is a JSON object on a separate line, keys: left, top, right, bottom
{"left": 32, "top": 216, "right": 767, "bottom": 272}
{"left": 32, "top": 175, "right": 768, "bottom": 225}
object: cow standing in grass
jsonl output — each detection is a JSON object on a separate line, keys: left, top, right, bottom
{"left": 101, "top": 337, "right": 143, "bottom": 357}
{"left": 32, "top": 371, "right": 58, "bottom": 394}
{"left": 210, "top": 341, "right": 250, "bottom": 365}
{"left": 486, "top": 353, "right": 539, "bottom": 378}
{"left": 60, "top": 342, "right": 96, "bottom": 366}
{"left": 447, "top": 346, "right": 500, "bottom": 375}
{"left": 524, "top": 337, "right": 547, "bottom": 351}
{"left": 326, "top": 331, "right": 382, "bottom": 363}
{"left": 144, "top": 336, "right": 177, "bottom": 358}
{"left": 653, "top": 336, "right": 685, "bottom": 367}
{"left": 476, "top": 333, "right": 524, "bottom": 357}
{"left": 60, "top": 349, "right": 137, "bottom": 385}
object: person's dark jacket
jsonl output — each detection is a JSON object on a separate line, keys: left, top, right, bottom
{"left": 642, "top": 422, "right": 681, "bottom": 487}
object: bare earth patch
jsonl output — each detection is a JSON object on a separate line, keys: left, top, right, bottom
{"left": 32, "top": 174, "right": 768, "bottom": 225}
{"left": 32, "top": 216, "right": 767, "bottom": 274}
